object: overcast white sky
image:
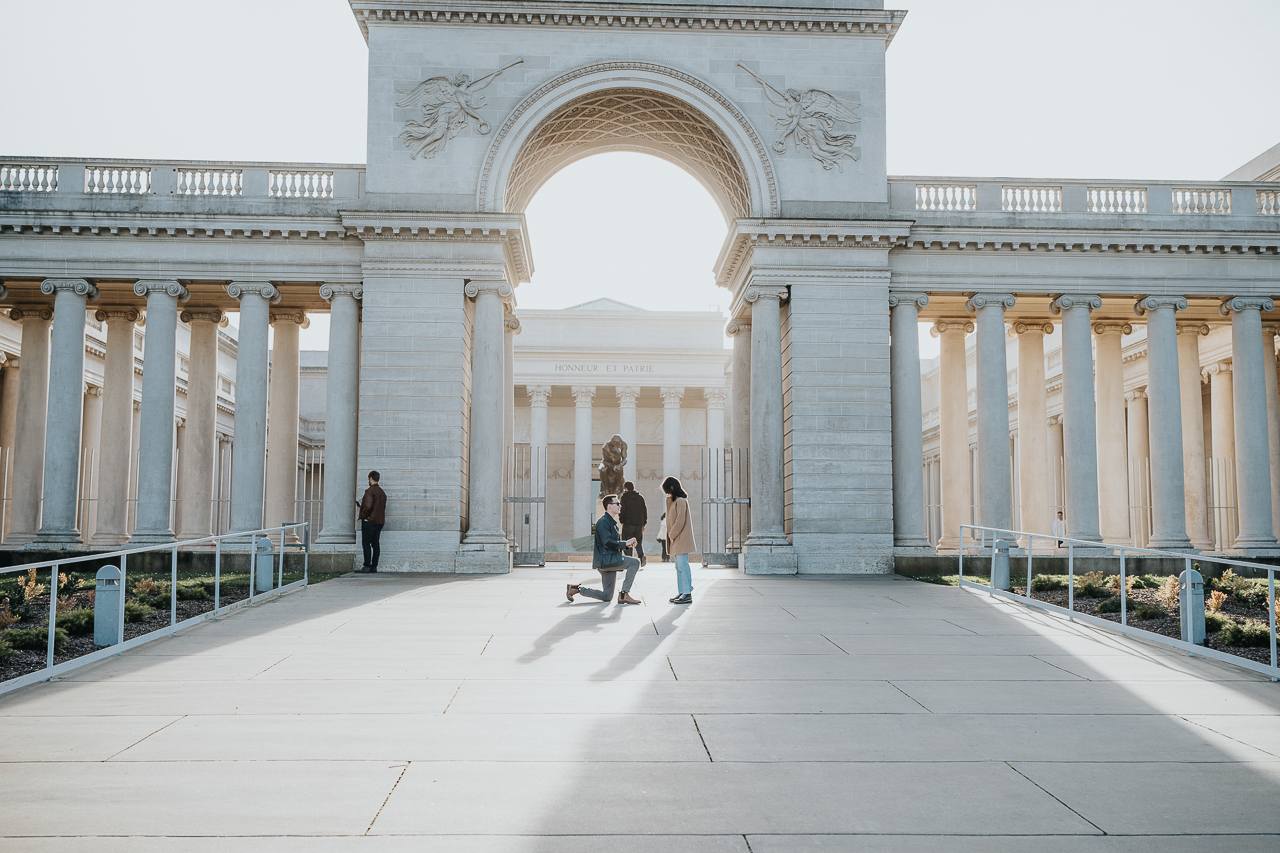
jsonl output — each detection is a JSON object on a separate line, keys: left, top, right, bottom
{"left": 2, "top": 0, "right": 1277, "bottom": 354}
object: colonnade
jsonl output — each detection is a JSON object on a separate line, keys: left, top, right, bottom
{"left": 892, "top": 290, "right": 1280, "bottom": 554}
{"left": 0, "top": 279, "right": 363, "bottom": 550}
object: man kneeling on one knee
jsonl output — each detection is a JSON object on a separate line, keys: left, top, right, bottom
{"left": 567, "top": 493, "right": 640, "bottom": 605}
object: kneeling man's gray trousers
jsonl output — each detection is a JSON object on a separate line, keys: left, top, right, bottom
{"left": 578, "top": 557, "right": 640, "bottom": 601}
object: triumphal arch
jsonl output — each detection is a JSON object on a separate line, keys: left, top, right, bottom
{"left": 2, "top": 1, "right": 1279, "bottom": 574}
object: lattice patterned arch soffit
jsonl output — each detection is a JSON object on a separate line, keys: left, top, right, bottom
{"left": 502, "top": 88, "right": 754, "bottom": 219}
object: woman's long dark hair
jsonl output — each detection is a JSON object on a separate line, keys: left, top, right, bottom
{"left": 661, "top": 476, "right": 687, "bottom": 499}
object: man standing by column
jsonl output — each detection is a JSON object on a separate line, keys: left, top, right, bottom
{"left": 355, "top": 471, "right": 386, "bottom": 573}
{"left": 619, "top": 480, "right": 648, "bottom": 566}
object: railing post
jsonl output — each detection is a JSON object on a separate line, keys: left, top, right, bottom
{"left": 170, "top": 545, "right": 178, "bottom": 626}
{"left": 278, "top": 526, "right": 284, "bottom": 589}
{"left": 958, "top": 526, "right": 964, "bottom": 581}
{"left": 117, "top": 553, "right": 127, "bottom": 647}
{"left": 1067, "top": 542, "right": 1075, "bottom": 619}
{"left": 1184, "top": 556, "right": 1194, "bottom": 657}
{"left": 1026, "top": 534, "right": 1033, "bottom": 598}
{"left": 1269, "top": 570, "right": 1277, "bottom": 680}
{"left": 248, "top": 533, "right": 255, "bottom": 602}
{"left": 303, "top": 523, "right": 310, "bottom": 586}
{"left": 214, "top": 537, "right": 221, "bottom": 617}
{"left": 1119, "top": 548, "right": 1127, "bottom": 633}
{"left": 46, "top": 563, "right": 59, "bottom": 670}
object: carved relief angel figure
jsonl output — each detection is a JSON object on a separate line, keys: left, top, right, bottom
{"left": 739, "top": 63, "right": 861, "bottom": 171}
{"left": 599, "top": 434, "right": 628, "bottom": 499}
{"left": 396, "top": 59, "right": 523, "bottom": 159}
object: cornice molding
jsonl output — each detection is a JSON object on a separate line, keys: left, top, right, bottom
{"left": 341, "top": 211, "right": 532, "bottom": 284}
{"left": 0, "top": 211, "right": 349, "bottom": 241}
{"left": 715, "top": 218, "right": 912, "bottom": 288}
{"left": 900, "top": 228, "right": 1280, "bottom": 255}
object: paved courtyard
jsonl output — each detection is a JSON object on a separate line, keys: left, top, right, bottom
{"left": 2, "top": 565, "right": 1279, "bottom": 851}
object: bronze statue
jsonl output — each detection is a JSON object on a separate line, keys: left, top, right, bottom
{"left": 599, "top": 434, "right": 628, "bottom": 498}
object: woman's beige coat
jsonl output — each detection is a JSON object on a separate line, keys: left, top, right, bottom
{"left": 664, "top": 495, "right": 696, "bottom": 556}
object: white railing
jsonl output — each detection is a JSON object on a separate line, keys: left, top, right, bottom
{"left": 0, "top": 164, "right": 57, "bottom": 192}
{"left": 1086, "top": 186, "right": 1147, "bottom": 213}
{"left": 85, "top": 165, "right": 151, "bottom": 194}
{"left": 0, "top": 522, "right": 310, "bottom": 696}
{"left": 958, "top": 524, "right": 1278, "bottom": 682}
{"left": 1259, "top": 189, "right": 1280, "bottom": 216}
{"left": 1002, "top": 185, "right": 1061, "bottom": 213}
{"left": 176, "top": 168, "right": 243, "bottom": 196}
{"left": 1207, "top": 457, "right": 1239, "bottom": 553}
{"left": 269, "top": 170, "right": 334, "bottom": 199}
{"left": 915, "top": 184, "right": 977, "bottom": 211}
{"left": 1173, "top": 187, "right": 1231, "bottom": 214}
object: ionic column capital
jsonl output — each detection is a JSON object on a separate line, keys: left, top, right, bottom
{"left": 1092, "top": 322, "right": 1133, "bottom": 336}
{"left": 227, "top": 281, "right": 281, "bottom": 303}
{"left": 1125, "top": 388, "right": 1147, "bottom": 402}
{"left": 744, "top": 284, "right": 788, "bottom": 304}
{"left": 888, "top": 292, "right": 930, "bottom": 309}
{"left": 1134, "top": 294, "right": 1188, "bottom": 315}
{"left": 964, "top": 292, "right": 1015, "bottom": 313}
{"left": 661, "top": 386, "right": 685, "bottom": 407}
{"left": 85, "top": 384, "right": 102, "bottom": 398}
{"left": 726, "top": 320, "right": 752, "bottom": 337}
{"left": 1203, "top": 361, "right": 1232, "bottom": 380}
{"left": 929, "top": 319, "right": 973, "bottom": 337}
{"left": 1012, "top": 321, "right": 1054, "bottom": 336}
{"left": 319, "top": 283, "right": 363, "bottom": 302}
{"left": 527, "top": 385, "right": 552, "bottom": 406}
{"left": 704, "top": 387, "right": 729, "bottom": 408}
{"left": 8, "top": 305, "right": 53, "bottom": 322}
{"left": 1220, "top": 296, "right": 1275, "bottom": 315}
{"left": 464, "top": 280, "right": 512, "bottom": 300}
{"left": 1176, "top": 321, "right": 1210, "bottom": 337}
{"left": 95, "top": 306, "right": 141, "bottom": 323}
{"left": 571, "top": 385, "right": 596, "bottom": 406}
{"left": 1050, "top": 293, "right": 1102, "bottom": 314}
{"left": 616, "top": 386, "right": 641, "bottom": 406}
{"left": 270, "top": 310, "right": 310, "bottom": 329}
{"left": 133, "top": 280, "right": 188, "bottom": 302}
{"left": 41, "top": 278, "right": 99, "bottom": 300}
{"left": 180, "top": 308, "right": 225, "bottom": 325}
{"left": 504, "top": 316, "right": 522, "bottom": 334}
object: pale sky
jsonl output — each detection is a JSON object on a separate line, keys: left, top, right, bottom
{"left": 2, "top": 0, "right": 1277, "bottom": 353}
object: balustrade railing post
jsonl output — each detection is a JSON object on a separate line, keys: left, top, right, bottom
{"left": 303, "top": 523, "right": 309, "bottom": 586}
{"left": 46, "top": 563, "right": 59, "bottom": 670}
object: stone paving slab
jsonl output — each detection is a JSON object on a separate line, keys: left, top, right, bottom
{"left": 1, "top": 569, "right": 1278, "bottom": 850}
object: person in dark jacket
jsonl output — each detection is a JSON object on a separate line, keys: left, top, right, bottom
{"left": 567, "top": 494, "right": 641, "bottom": 605}
{"left": 355, "top": 471, "right": 386, "bottom": 573}
{"left": 618, "top": 481, "right": 648, "bottom": 567}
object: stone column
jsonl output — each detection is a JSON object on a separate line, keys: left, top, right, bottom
{"left": 1135, "top": 297, "right": 1193, "bottom": 550}
{"left": 1263, "top": 325, "right": 1280, "bottom": 540}
{"left": 81, "top": 385, "right": 103, "bottom": 540}
{"left": 966, "top": 293, "right": 1015, "bottom": 534}
{"left": 1048, "top": 416, "right": 1064, "bottom": 511}
{"left": 176, "top": 309, "right": 222, "bottom": 541}
{"left": 8, "top": 307, "right": 52, "bottom": 544}
{"left": 127, "top": 280, "right": 188, "bottom": 546}
{"left": 317, "top": 284, "right": 362, "bottom": 545}
{"left": 727, "top": 320, "right": 751, "bottom": 539}
{"left": 705, "top": 386, "right": 728, "bottom": 553}
{"left": 504, "top": 312, "right": 519, "bottom": 471}
{"left": 1220, "top": 297, "right": 1279, "bottom": 550}
{"left": 461, "top": 281, "right": 510, "bottom": 567}
{"left": 1125, "top": 389, "right": 1151, "bottom": 546}
{"left": 226, "top": 281, "right": 279, "bottom": 534}
{"left": 617, "top": 386, "right": 640, "bottom": 485}
{"left": 1204, "top": 362, "right": 1235, "bottom": 539}
{"left": 264, "top": 310, "right": 306, "bottom": 542}
{"left": 571, "top": 385, "right": 595, "bottom": 537}
{"left": 527, "top": 385, "right": 550, "bottom": 552}
{"left": 743, "top": 284, "right": 796, "bottom": 572}
{"left": 34, "top": 279, "right": 99, "bottom": 548}
{"left": 91, "top": 308, "right": 138, "bottom": 546}
{"left": 888, "top": 293, "right": 930, "bottom": 548}
{"left": 1014, "top": 322, "right": 1054, "bottom": 540}
{"left": 1176, "top": 321, "right": 1213, "bottom": 549}
{"left": 0, "top": 355, "right": 17, "bottom": 538}
{"left": 1049, "top": 294, "right": 1103, "bottom": 543}
{"left": 933, "top": 319, "right": 973, "bottom": 550}
{"left": 1093, "top": 321, "right": 1132, "bottom": 542}
{"left": 661, "top": 387, "right": 684, "bottom": 480}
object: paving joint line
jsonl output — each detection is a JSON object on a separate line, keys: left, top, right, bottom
{"left": 1005, "top": 761, "right": 1106, "bottom": 835}
{"left": 886, "top": 680, "right": 933, "bottom": 713}
{"left": 691, "top": 714, "right": 714, "bottom": 761}
{"left": 479, "top": 635, "right": 493, "bottom": 655}
{"left": 102, "top": 716, "right": 185, "bottom": 761}
{"left": 778, "top": 606, "right": 798, "bottom": 619}
{"left": 820, "top": 634, "right": 849, "bottom": 654}
{"left": 1031, "top": 656, "right": 1093, "bottom": 680}
{"left": 442, "top": 681, "right": 465, "bottom": 714}
{"left": 667, "top": 655, "right": 679, "bottom": 681}
{"left": 1177, "top": 715, "right": 1280, "bottom": 758}
{"left": 248, "top": 655, "right": 292, "bottom": 679}
{"left": 365, "top": 762, "right": 409, "bottom": 836}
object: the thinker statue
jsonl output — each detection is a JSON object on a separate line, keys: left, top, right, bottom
{"left": 599, "top": 434, "right": 628, "bottom": 498}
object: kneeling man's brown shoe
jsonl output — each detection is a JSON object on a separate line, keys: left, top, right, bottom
{"left": 617, "top": 592, "right": 640, "bottom": 605}
{"left": 566, "top": 584, "right": 579, "bottom": 601}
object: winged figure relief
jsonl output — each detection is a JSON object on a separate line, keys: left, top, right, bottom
{"left": 395, "top": 59, "right": 523, "bottom": 159}
{"left": 739, "top": 63, "right": 861, "bottom": 171}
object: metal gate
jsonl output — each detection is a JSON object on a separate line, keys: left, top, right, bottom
{"left": 504, "top": 445, "right": 546, "bottom": 566}
{"left": 701, "top": 447, "right": 749, "bottom": 567}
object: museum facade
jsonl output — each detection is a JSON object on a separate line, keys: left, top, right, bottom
{"left": 1, "top": 0, "right": 1278, "bottom": 573}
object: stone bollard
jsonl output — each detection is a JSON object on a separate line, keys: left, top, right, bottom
{"left": 1180, "top": 568, "right": 1205, "bottom": 644}
{"left": 991, "top": 539, "right": 1011, "bottom": 591}
{"left": 93, "top": 566, "right": 122, "bottom": 647}
{"left": 254, "top": 537, "right": 275, "bottom": 593}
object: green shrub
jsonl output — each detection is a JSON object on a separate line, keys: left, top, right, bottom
{"left": 1220, "top": 619, "right": 1274, "bottom": 648}
{"left": 1132, "top": 604, "right": 1165, "bottom": 621}
{"left": 123, "top": 601, "right": 154, "bottom": 623}
{"left": 55, "top": 608, "right": 95, "bottom": 637}
{"left": 0, "top": 638, "right": 15, "bottom": 662}
{"left": 1215, "top": 569, "right": 1252, "bottom": 595}
{"left": 1234, "top": 583, "right": 1271, "bottom": 610}
{"left": 912, "top": 575, "right": 955, "bottom": 586}
{"left": 176, "top": 581, "right": 212, "bottom": 601}
{"left": 1077, "top": 581, "right": 1108, "bottom": 599}
{"left": 1097, "top": 596, "right": 1122, "bottom": 614}
{"left": 1204, "top": 612, "right": 1228, "bottom": 633}
{"left": 1030, "top": 574, "right": 1067, "bottom": 592}
{"left": 2, "top": 626, "right": 68, "bottom": 654}
{"left": 1132, "top": 575, "right": 1164, "bottom": 590}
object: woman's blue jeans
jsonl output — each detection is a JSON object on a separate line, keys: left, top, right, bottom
{"left": 674, "top": 554, "right": 692, "bottom": 595}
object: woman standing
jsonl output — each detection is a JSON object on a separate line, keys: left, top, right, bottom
{"left": 662, "top": 476, "right": 696, "bottom": 604}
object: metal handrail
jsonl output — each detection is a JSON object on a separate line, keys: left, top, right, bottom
{"left": 0, "top": 522, "right": 310, "bottom": 696}
{"left": 958, "top": 523, "right": 1278, "bottom": 683}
